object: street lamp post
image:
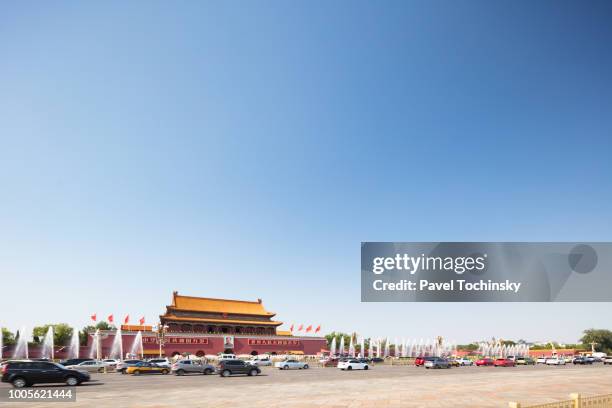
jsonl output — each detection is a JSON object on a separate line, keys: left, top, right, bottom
{"left": 157, "top": 324, "right": 169, "bottom": 358}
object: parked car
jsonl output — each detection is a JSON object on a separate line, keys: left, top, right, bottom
{"left": 424, "top": 358, "right": 451, "bottom": 369}
{"left": 147, "top": 358, "right": 171, "bottom": 368}
{"left": 64, "top": 360, "right": 110, "bottom": 373}
{"left": 337, "top": 359, "right": 369, "bottom": 370}
{"left": 274, "top": 359, "right": 309, "bottom": 370}
{"left": 59, "top": 358, "right": 93, "bottom": 367}
{"left": 475, "top": 358, "right": 494, "bottom": 366}
{"left": 321, "top": 357, "right": 340, "bottom": 367}
{"left": 2, "top": 360, "right": 90, "bottom": 388}
{"left": 545, "top": 357, "right": 566, "bottom": 365}
{"left": 573, "top": 357, "right": 593, "bottom": 365}
{"left": 217, "top": 354, "right": 237, "bottom": 361}
{"left": 217, "top": 360, "right": 260, "bottom": 377}
{"left": 455, "top": 357, "right": 474, "bottom": 366}
{"left": 370, "top": 357, "right": 384, "bottom": 363}
{"left": 116, "top": 360, "right": 143, "bottom": 374}
{"left": 247, "top": 357, "right": 272, "bottom": 367}
{"left": 516, "top": 357, "right": 535, "bottom": 365}
{"left": 126, "top": 362, "right": 170, "bottom": 375}
{"left": 494, "top": 358, "right": 515, "bottom": 367}
{"left": 102, "top": 359, "right": 120, "bottom": 368}
{"left": 172, "top": 359, "right": 215, "bottom": 375}
{"left": 536, "top": 357, "right": 548, "bottom": 364}
{"left": 603, "top": 356, "right": 612, "bottom": 365}
{"left": 587, "top": 356, "right": 603, "bottom": 363}
{"left": 448, "top": 358, "right": 461, "bottom": 367}
{"left": 415, "top": 356, "right": 436, "bottom": 366}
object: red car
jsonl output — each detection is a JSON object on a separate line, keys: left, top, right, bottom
{"left": 494, "top": 358, "right": 516, "bottom": 367}
{"left": 415, "top": 357, "right": 435, "bottom": 366}
{"left": 475, "top": 358, "right": 494, "bottom": 366}
{"left": 322, "top": 358, "right": 340, "bottom": 367}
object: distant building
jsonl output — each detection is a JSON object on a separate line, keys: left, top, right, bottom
{"left": 89, "top": 291, "right": 327, "bottom": 357}
{"left": 160, "top": 291, "right": 282, "bottom": 336}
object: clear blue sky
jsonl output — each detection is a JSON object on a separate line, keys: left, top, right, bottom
{"left": 1, "top": 1, "right": 611, "bottom": 344}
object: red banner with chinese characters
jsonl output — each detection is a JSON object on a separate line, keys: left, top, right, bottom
{"left": 247, "top": 339, "right": 301, "bottom": 346}
{"left": 142, "top": 337, "right": 209, "bottom": 345}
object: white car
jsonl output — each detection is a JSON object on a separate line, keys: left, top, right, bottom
{"left": 536, "top": 357, "right": 548, "bottom": 364}
{"left": 218, "top": 354, "right": 237, "bottom": 361}
{"left": 337, "top": 359, "right": 369, "bottom": 370}
{"left": 545, "top": 357, "right": 566, "bottom": 365}
{"left": 603, "top": 356, "right": 612, "bottom": 365}
{"left": 148, "top": 358, "right": 171, "bottom": 368}
{"left": 103, "top": 359, "right": 120, "bottom": 368}
{"left": 248, "top": 357, "right": 272, "bottom": 367}
{"left": 455, "top": 358, "right": 473, "bottom": 366}
{"left": 274, "top": 359, "right": 309, "bottom": 370}
{"left": 65, "top": 360, "right": 110, "bottom": 373}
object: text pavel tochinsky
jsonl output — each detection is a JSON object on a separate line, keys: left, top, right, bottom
{"left": 371, "top": 253, "right": 522, "bottom": 294}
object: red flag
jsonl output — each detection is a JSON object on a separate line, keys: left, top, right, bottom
{"left": 306, "top": 325, "right": 312, "bottom": 333}
{"left": 108, "top": 314, "right": 114, "bottom": 323}
{"left": 124, "top": 315, "right": 129, "bottom": 324}
{"left": 139, "top": 316, "right": 145, "bottom": 325}
{"left": 298, "top": 324, "right": 303, "bottom": 332}
{"left": 90, "top": 313, "right": 97, "bottom": 322}
{"left": 290, "top": 324, "right": 294, "bottom": 332}
{"left": 315, "top": 325, "right": 321, "bottom": 333}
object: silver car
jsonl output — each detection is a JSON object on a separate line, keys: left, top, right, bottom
{"left": 65, "top": 360, "right": 111, "bottom": 373}
{"left": 424, "top": 358, "right": 451, "bottom": 369}
{"left": 247, "top": 357, "right": 272, "bottom": 367}
{"left": 171, "top": 359, "right": 215, "bottom": 375}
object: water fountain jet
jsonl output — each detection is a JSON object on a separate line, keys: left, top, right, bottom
{"left": 68, "top": 328, "right": 79, "bottom": 359}
{"left": 41, "top": 326, "right": 54, "bottom": 360}
{"left": 13, "top": 327, "right": 28, "bottom": 359}
{"left": 129, "top": 331, "right": 143, "bottom": 359}
{"left": 89, "top": 329, "right": 100, "bottom": 359}
{"left": 109, "top": 328, "right": 123, "bottom": 360}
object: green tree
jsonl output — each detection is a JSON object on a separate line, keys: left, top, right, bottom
{"left": 325, "top": 332, "right": 357, "bottom": 351}
{"left": 94, "top": 321, "right": 115, "bottom": 331}
{"left": 531, "top": 343, "right": 554, "bottom": 350}
{"left": 457, "top": 343, "right": 479, "bottom": 351}
{"left": 79, "top": 326, "right": 95, "bottom": 346}
{"left": 580, "top": 329, "right": 612, "bottom": 354}
{"left": 1, "top": 328, "right": 16, "bottom": 346}
{"left": 32, "top": 324, "right": 74, "bottom": 346}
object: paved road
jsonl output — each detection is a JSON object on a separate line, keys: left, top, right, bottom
{"left": 1, "top": 363, "right": 611, "bottom": 407}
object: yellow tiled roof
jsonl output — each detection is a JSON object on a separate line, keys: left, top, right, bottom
{"left": 161, "top": 314, "right": 282, "bottom": 326}
{"left": 276, "top": 330, "right": 293, "bottom": 336}
{"left": 170, "top": 292, "right": 276, "bottom": 316}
